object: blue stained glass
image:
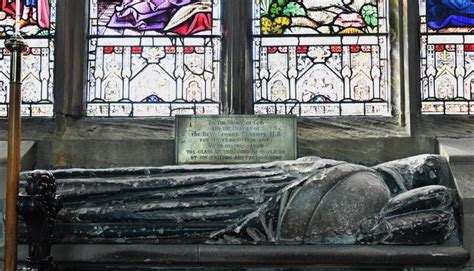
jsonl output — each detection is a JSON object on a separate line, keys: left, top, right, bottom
{"left": 420, "top": 0, "right": 474, "bottom": 115}
{"left": 426, "top": 0, "right": 474, "bottom": 30}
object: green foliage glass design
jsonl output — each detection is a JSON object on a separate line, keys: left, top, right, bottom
{"left": 259, "top": 0, "right": 380, "bottom": 35}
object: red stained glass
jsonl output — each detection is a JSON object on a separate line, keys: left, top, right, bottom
{"left": 0, "top": 0, "right": 56, "bottom": 117}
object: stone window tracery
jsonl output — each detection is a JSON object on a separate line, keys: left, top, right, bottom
{"left": 420, "top": 0, "right": 474, "bottom": 115}
{"left": 252, "top": 0, "right": 391, "bottom": 116}
{"left": 86, "top": 0, "right": 222, "bottom": 117}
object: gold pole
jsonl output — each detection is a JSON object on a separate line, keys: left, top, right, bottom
{"left": 4, "top": 33, "right": 27, "bottom": 271}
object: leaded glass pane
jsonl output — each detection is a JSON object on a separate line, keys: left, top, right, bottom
{"left": 420, "top": 0, "right": 474, "bottom": 115}
{"left": 87, "top": 0, "right": 222, "bottom": 117}
{"left": 254, "top": 0, "right": 388, "bottom": 35}
{"left": 253, "top": 0, "right": 390, "bottom": 116}
{"left": 0, "top": 0, "right": 56, "bottom": 117}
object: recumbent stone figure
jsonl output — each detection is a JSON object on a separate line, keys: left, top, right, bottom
{"left": 20, "top": 154, "right": 459, "bottom": 246}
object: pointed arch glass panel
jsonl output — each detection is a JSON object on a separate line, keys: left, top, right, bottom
{"left": 86, "top": 0, "right": 222, "bottom": 117}
{"left": 420, "top": 0, "right": 474, "bottom": 115}
{"left": 252, "top": 0, "right": 391, "bottom": 116}
{"left": 0, "top": 0, "right": 56, "bottom": 117}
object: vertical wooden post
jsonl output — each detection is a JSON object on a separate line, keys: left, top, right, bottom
{"left": 3, "top": 33, "right": 27, "bottom": 271}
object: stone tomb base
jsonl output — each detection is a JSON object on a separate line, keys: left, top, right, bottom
{"left": 4, "top": 154, "right": 472, "bottom": 270}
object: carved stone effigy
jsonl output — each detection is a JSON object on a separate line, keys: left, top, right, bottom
{"left": 20, "top": 155, "right": 459, "bottom": 246}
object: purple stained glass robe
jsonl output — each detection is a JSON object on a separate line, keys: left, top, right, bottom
{"left": 107, "top": 0, "right": 195, "bottom": 32}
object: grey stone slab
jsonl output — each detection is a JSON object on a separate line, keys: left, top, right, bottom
{"left": 0, "top": 141, "right": 36, "bottom": 254}
{"left": 0, "top": 166, "right": 5, "bottom": 198}
{"left": 461, "top": 214, "right": 474, "bottom": 268}
{"left": 1, "top": 244, "right": 468, "bottom": 268}
{"left": 35, "top": 139, "right": 175, "bottom": 169}
{"left": 438, "top": 139, "right": 474, "bottom": 163}
{"left": 198, "top": 245, "right": 469, "bottom": 268}
{"left": 52, "top": 267, "right": 405, "bottom": 271}
{"left": 0, "top": 141, "right": 37, "bottom": 165}
{"left": 0, "top": 141, "right": 37, "bottom": 199}
{"left": 410, "top": 268, "right": 463, "bottom": 271}
{"left": 0, "top": 199, "right": 3, "bottom": 247}
{"left": 438, "top": 138, "right": 474, "bottom": 269}
{"left": 451, "top": 164, "right": 474, "bottom": 215}
{"left": 1, "top": 244, "right": 199, "bottom": 266}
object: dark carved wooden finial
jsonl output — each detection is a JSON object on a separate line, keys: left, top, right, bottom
{"left": 17, "top": 170, "right": 62, "bottom": 271}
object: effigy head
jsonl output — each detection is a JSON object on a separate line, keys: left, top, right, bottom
{"left": 373, "top": 154, "right": 453, "bottom": 195}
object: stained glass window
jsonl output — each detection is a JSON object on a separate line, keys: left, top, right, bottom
{"left": 87, "top": 0, "right": 222, "bottom": 117}
{"left": 420, "top": 0, "right": 474, "bottom": 115}
{"left": 0, "top": 0, "right": 56, "bottom": 117}
{"left": 252, "top": 0, "right": 390, "bottom": 116}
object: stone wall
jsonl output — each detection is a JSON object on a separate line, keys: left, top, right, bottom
{"left": 0, "top": 116, "right": 472, "bottom": 169}
{"left": 0, "top": 142, "right": 37, "bottom": 248}
{"left": 439, "top": 138, "right": 474, "bottom": 270}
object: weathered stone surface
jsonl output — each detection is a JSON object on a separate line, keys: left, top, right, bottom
{"left": 0, "top": 199, "right": 3, "bottom": 248}
{"left": 461, "top": 214, "right": 474, "bottom": 268}
{"left": 449, "top": 164, "right": 474, "bottom": 215}
{"left": 358, "top": 210, "right": 456, "bottom": 245}
{"left": 277, "top": 159, "right": 347, "bottom": 241}
{"left": 18, "top": 155, "right": 459, "bottom": 246}
{"left": 3, "top": 243, "right": 470, "bottom": 269}
{"left": 1, "top": 116, "right": 473, "bottom": 169}
{"left": 373, "top": 155, "right": 452, "bottom": 192}
{"left": 0, "top": 141, "right": 37, "bottom": 248}
{"left": 0, "top": 141, "right": 37, "bottom": 199}
{"left": 438, "top": 138, "right": 474, "bottom": 163}
{"left": 439, "top": 138, "right": 474, "bottom": 269}
{"left": 380, "top": 185, "right": 456, "bottom": 218}
{"left": 305, "top": 170, "right": 391, "bottom": 244}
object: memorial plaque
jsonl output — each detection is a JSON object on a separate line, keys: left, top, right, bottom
{"left": 176, "top": 115, "right": 297, "bottom": 164}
